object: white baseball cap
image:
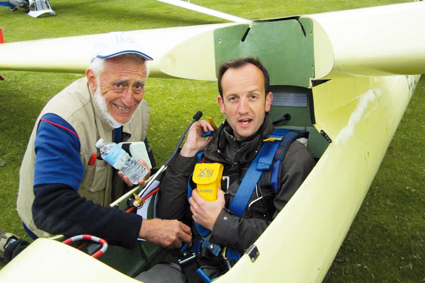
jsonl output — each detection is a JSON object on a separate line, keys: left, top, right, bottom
{"left": 90, "top": 31, "right": 153, "bottom": 62}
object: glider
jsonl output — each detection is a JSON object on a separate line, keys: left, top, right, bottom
{"left": 0, "top": 0, "right": 55, "bottom": 17}
{"left": 0, "top": 1, "right": 424, "bottom": 282}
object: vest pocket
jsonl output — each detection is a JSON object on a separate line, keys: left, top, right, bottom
{"left": 81, "top": 158, "right": 108, "bottom": 192}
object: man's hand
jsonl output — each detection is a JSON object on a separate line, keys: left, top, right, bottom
{"left": 180, "top": 120, "right": 214, "bottom": 157}
{"left": 118, "top": 159, "right": 151, "bottom": 187}
{"left": 189, "top": 189, "right": 225, "bottom": 230}
{"left": 139, "top": 219, "right": 192, "bottom": 249}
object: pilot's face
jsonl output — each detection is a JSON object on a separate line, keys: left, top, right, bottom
{"left": 218, "top": 63, "right": 273, "bottom": 139}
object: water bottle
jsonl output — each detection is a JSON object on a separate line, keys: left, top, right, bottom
{"left": 95, "top": 138, "right": 148, "bottom": 185}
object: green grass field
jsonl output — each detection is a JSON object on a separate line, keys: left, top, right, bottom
{"left": 0, "top": 0, "right": 424, "bottom": 281}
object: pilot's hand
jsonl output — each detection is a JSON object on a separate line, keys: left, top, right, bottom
{"left": 139, "top": 219, "right": 192, "bottom": 249}
{"left": 118, "top": 159, "right": 151, "bottom": 187}
{"left": 189, "top": 189, "right": 225, "bottom": 230}
{"left": 180, "top": 120, "right": 214, "bottom": 158}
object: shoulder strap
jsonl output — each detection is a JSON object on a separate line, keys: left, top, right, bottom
{"left": 275, "top": 129, "right": 308, "bottom": 161}
{"left": 225, "top": 129, "right": 292, "bottom": 262}
{"left": 268, "top": 129, "right": 309, "bottom": 192}
{"left": 228, "top": 129, "right": 291, "bottom": 218}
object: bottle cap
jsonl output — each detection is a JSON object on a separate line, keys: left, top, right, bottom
{"left": 95, "top": 138, "right": 104, "bottom": 148}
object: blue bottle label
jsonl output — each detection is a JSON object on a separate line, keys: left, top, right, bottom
{"left": 104, "top": 144, "right": 125, "bottom": 168}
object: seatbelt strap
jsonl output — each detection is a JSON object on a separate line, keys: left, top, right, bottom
{"left": 229, "top": 129, "right": 290, "bottom": 218}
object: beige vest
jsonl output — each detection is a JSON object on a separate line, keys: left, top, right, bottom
{"left": 17, "top": 77, "right": 150, "bottom": 238}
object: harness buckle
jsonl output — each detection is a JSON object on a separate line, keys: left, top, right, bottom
{"left": 202, "top": 236, "right": 221, "bottom": 256}
{"left": 263, "top": 137, "right": 283, "bottom": 142}
{"left": 178, "top": 251, "right": 197, "bottom": 265}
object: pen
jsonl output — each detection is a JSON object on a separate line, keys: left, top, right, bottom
{"left": 88, "top": 153, "right": 97, "bottom": 166}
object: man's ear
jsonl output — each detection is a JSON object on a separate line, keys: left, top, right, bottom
{"left": 265, "top": 92, "right": 273, "bottom": 112}
{"left": 86, "top": 69, "right": 98, "bottom": 93}
{"left": 217, "top": 95, "right": 226, "bottom": 114}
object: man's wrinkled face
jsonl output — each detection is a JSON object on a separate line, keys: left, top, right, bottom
{"left": 218, "top": 63, "right": 273, "bottom": 139}
{"left": 87, "top": 56, "right": 147, "bottom": 125}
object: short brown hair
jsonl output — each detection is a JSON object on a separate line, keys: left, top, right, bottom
{"left": 217, "top": 57, "right": 270, "bottom": 97}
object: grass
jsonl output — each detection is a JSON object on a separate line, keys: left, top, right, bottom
{"left": 0, "top": 0, "right": 424, "bottom": 281}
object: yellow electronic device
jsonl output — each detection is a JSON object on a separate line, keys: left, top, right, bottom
{"left": 192, "top": 163, "right": 223, "bottom": 201}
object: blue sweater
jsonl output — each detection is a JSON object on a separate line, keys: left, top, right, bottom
{"left": 31, "top": 113, "right": 142, "bottom": 248}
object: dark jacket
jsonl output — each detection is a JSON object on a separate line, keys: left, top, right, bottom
{"left": 158, "top": 116, "right": 315, "bottom": 255}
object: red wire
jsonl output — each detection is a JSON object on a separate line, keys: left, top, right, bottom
{"left": 143, "top": 187, "right": 160, "bottom": 201}
{"left": 125, "top": 187, "right": 160, "bottom": 213}
{"left": 125, "top": 206, "right": 135, "bottom": 213}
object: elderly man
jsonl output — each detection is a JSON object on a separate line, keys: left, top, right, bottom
{"left": 136, "top": 57, "right": 315, "bottom": 282}
{"left": 13, "top": 32, "right": 191, "bottom": 251}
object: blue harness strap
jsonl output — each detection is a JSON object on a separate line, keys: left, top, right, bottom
{"left": 187, "top": 151, "right": 211, "bottom": 238}
{"left": 229, "top": 129, "right": 290, "bottom": 218}
{"left": 269, "top": 130, "right": 307, "bottom": 191}
{"left": 225, "top": 129, "right": 292, "bottom": 261}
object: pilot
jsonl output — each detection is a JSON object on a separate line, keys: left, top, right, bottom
{"left": 136, "top": 57, "right": 316, "bottom": 282}
{"left": 1, "top": 31, "right": 191, "bottom": 265}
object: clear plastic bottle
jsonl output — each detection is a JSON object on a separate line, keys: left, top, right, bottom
{"left": 95, "top": 138, "right": 148, "bottom": 185}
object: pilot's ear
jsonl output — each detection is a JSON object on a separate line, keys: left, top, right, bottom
{"left": 265, "top": 92, "right": 273, "bottom": 112}
{"left": 86, "top": 69, "right": 98, "bottom": 93}
{"left": 217, "top": 95, "right": 226, "bottom": 114}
